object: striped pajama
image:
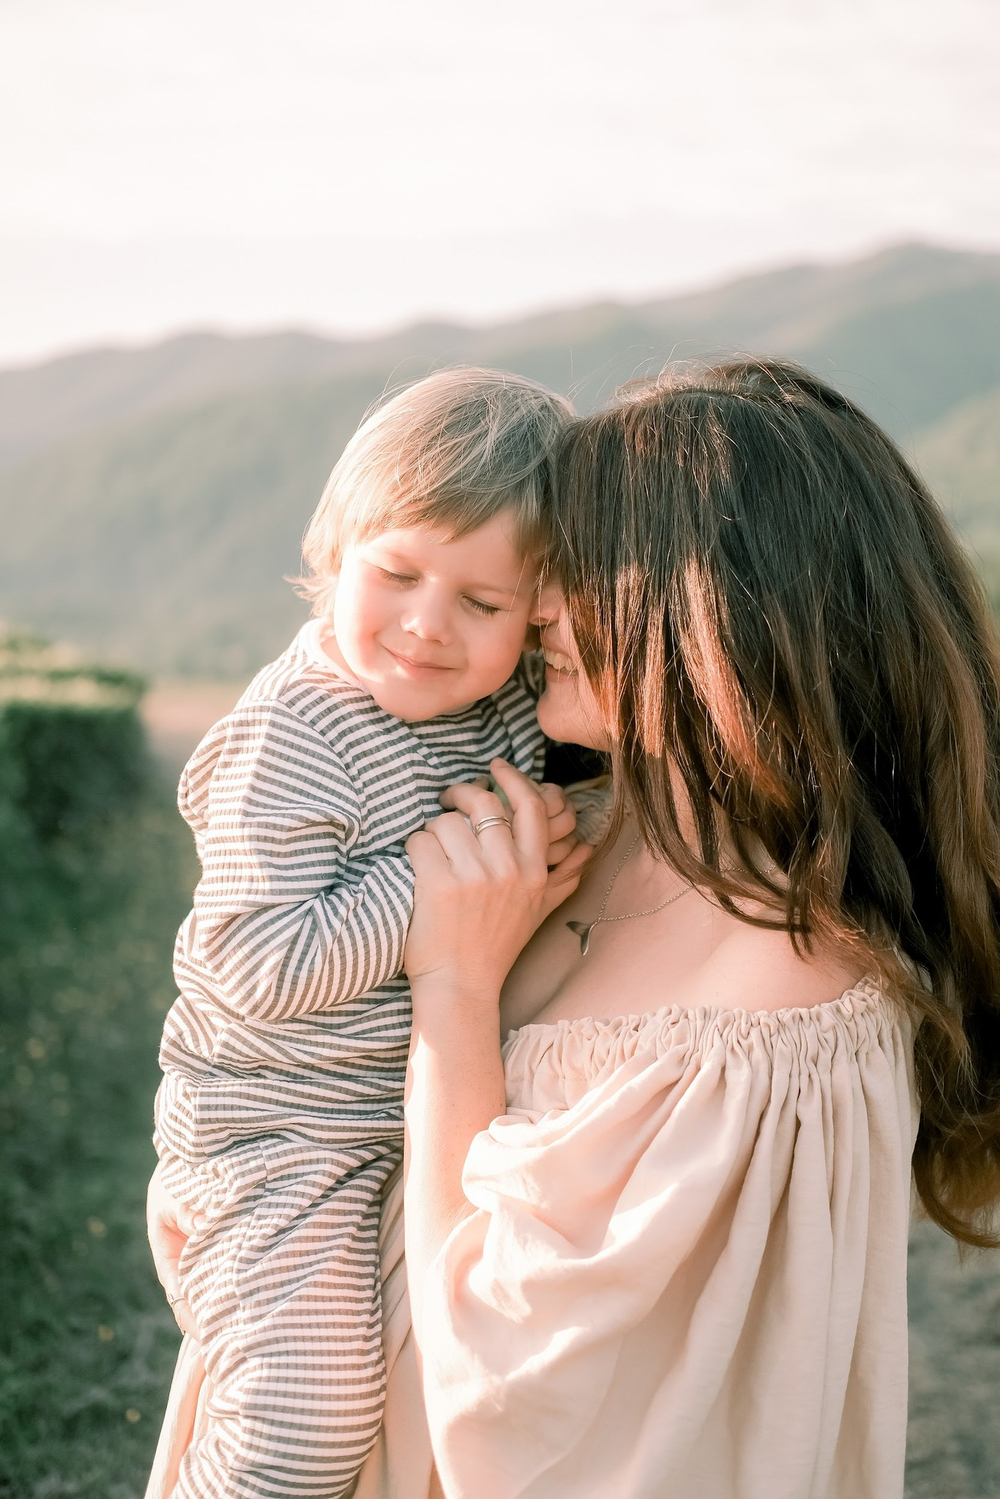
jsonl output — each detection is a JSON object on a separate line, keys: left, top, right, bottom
{"left": 155, "top": 622, "right": 544, "bottom": 1498}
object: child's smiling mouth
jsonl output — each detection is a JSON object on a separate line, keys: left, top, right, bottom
{"left": 383, "top": 646, "right": 457, "bottom": 675}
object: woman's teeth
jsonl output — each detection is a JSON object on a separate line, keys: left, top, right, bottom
{"left": 544, "top": 650, "right": 576, "bottom": 674}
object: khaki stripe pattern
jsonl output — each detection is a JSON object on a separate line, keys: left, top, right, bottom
{"left": 155, "top": 628, "right": 544, "bottom": 1498}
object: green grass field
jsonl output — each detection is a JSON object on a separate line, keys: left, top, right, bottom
{"left": 1, "top": 770, "right": 998, "bottom": 1497}
{"left": 0, "top": 782, "right": 197, "bottom": 1498}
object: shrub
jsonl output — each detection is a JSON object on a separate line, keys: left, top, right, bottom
{"left": 0, "top": 630, "right": 192, "bottom": 1494}
{"left": 0, "top": 699, "right": 148, "bottom": 843}
{"left": 0, "top": 633, "right": 149, "bottom": 932}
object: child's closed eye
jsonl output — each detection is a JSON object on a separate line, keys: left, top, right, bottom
{"left": 465, "top": 597, "right": 501, "bottom": 617}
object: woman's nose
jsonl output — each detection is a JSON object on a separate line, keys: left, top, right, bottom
{"left": 530, "top": 579, "right": 564, "bottom": 628}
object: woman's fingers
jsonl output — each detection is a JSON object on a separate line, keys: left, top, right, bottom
{"left": 438, "top": 776, "right": 489, "bottom": 809}
{"left": 488, "top": 759, "right": 549, "bottom": 868}
{"left": 405, "top": 764, "right": 556, "bottom": 995}
{"left": 537, "top": 782, "right": 568, "bottom": 815}
{"left": 439, "top": 777, "right": 573, "bottom": 854}
{"left": 539, "top": 783, "right": 575, "bottom": 833}
{"left": 169, "top": 1294, "right": 200, "bottom": 1339}
{"left": 146, "top": 1167, "right": 202, "bottom": 1338}
{"left": 438, "top": 782, "right": 511, "bottom": 827}
{"left": 546, "top": 833, "right": 580, "bottom": 867}
{"left": 435, "top": 780, "right": 527, "bottom": 872}
{"left": 546, "top": 805, "right": 577, "bottom": 842}
{"left": 405, "top": 826, "right": 455, "bottom": 879}
{"left": 542, "top": 839, "right": 595, "bottom": 916}
{"left": 421, "top": 811, "right": 514, "bottom": 877}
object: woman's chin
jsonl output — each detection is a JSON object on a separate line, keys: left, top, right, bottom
{"left": 537, "top": 686, "right": 608, "bottom": 753}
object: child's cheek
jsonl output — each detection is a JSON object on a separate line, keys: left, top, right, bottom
{"left": 482, "top": 607, "right": 535, "bottom": 688}
{"left": 332, "top": 576, "right": 382, "bottom": 673}
{"left": 350, "top": 588, "right": 384, "bottom": 647}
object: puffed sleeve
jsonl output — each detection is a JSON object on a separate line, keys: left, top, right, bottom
{"left": 420, "top": 985, "right": 918, "bottom": 1499}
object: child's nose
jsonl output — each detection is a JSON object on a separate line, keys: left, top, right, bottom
{"left": 402, "top": 591, "right": 451, "bottom": 643}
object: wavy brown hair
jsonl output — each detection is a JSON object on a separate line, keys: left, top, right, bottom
{"left": 552, "top": 358, "right": 1000, "bottom": 1247}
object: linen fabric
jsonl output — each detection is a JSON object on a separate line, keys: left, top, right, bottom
{"left": 354, "top": 980, "right": 918, "bottom": 1499}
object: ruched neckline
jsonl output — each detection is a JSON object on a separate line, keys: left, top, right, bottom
{"left": 501, "top": 977, "right": 893, "bottom": 1114}
{"left": 506, "top": 975, "right": 885, "bottom": 1044}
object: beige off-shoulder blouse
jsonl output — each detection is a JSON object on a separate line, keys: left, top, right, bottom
{"left": 149, "top": 982, "right": 918, "bottom": 1499}
{"left": 356, "top": 980, "right": 918, "bottom": 1499}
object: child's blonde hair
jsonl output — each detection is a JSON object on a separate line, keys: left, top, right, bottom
{"left": 298, "top": 367, "right": 574, "bottom": 615}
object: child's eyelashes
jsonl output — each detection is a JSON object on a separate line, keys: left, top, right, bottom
{"left": 375, "top": 566, "right": 501, "bottom": 618}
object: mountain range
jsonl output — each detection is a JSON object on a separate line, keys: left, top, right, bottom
{"left": 1, "top": 240, "right": 998, "bottom": 677}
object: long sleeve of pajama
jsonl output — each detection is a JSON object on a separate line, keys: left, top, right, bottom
{"left": 152, "top": 622, "right": 544, "bottom": 1499}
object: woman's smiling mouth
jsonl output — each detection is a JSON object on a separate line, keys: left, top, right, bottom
{"left": 543, "top": 649, "right": 577, "bottom": 676}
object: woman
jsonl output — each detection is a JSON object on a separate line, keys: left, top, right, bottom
{"left": 149, "top": 359, "right": 1000, "bottom": 1498}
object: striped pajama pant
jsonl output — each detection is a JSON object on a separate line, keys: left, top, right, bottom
{"left": 170, "top": 1139, "right": 400, "bottom": 1499}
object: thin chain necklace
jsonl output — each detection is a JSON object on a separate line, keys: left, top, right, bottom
{"left": 566, "top": 835, "right": 695, "bottom": 956}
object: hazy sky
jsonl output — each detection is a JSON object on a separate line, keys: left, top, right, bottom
{"left": 1, "top": 0, "right": 998, "bottom": 364}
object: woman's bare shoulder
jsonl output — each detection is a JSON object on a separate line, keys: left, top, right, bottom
{"left": 698, "top": 915, "right": 868, "bottom": 1014}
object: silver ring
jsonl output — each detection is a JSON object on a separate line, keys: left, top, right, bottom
{"left": 473, "top": 815, "right": 511, "bottom": 835}
{"left": 167, "top": 1292, "right": 182, "bottom": 1308}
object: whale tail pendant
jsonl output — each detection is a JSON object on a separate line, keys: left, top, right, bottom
{"left": 566, "top": 920, "right": 596, "bottom": 956}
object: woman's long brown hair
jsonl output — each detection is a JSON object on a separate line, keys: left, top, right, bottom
{"left": 553, "top": 358, "right": 1000, "bottom": 1247}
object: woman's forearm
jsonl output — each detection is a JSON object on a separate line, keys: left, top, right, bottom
{"left": 403, "top": 981, "right": 506, "bottom": 1341}
{"left": 400, "top": 762, "right": 589, "bottom": 1344}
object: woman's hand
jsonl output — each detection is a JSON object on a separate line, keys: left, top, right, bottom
{"left": 447, "top": 774, "right": 579, "bottom": 869}
{"left": 146, "top": 1163, "right": 201, "bottom": 1339}
{"left": 406, "top": 759, "right": 591, "bottom": 1002}
{"left": 401, "top": 760, "right": 592, "bottom": 1344}
{"left": 538, "top": 781, "right": 579, "bottom": 868}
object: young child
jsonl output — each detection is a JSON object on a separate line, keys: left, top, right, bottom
{"left": 152, "top": 369, "right": 574, "bottom": 1499}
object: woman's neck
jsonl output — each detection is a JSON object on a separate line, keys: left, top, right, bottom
{"left": 499, "top": 804, "right": 861, "bottom": 1032}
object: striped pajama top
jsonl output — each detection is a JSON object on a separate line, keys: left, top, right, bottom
{"left": 155, "top": 620, "right": 545, "bottom": 1195}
